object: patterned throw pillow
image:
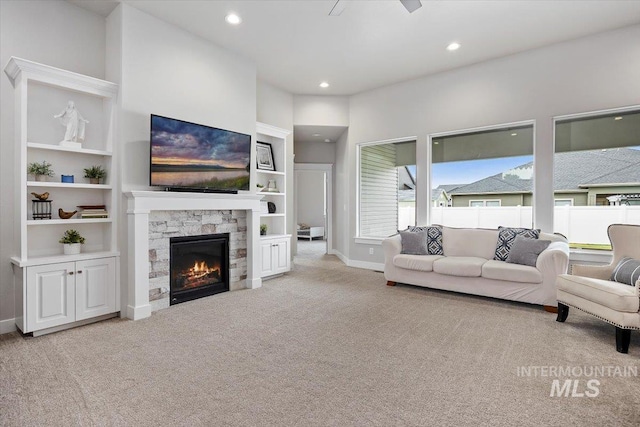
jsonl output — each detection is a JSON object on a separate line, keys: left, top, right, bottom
{"left": 494, "top": 226, "right": 540, "bottom": 261}
{"left": 405, "top": 225, "right": 443, "bottom": 255}
{"left": 610, "top": 257, "right": 640, "bottom": 286}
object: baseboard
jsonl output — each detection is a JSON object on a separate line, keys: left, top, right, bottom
{"left": 245, "top": 277, "right": 263, "bottom": 289}
{"left": 347, "top": 259, "right": 385, "bottom": 271}
{"left": 126, "top": 304, "right": 152, "bottom": 321}
{"left": 329, "top": 249, "right": 384, "bottom": 272}
{"left": 329, "top": 249, "right": 348, "bottom": 265}
{"left": 0, "top": 318, "right": 17, "bottom": 335}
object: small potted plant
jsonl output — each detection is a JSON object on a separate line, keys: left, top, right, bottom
{"left": 260, "top": 224, "right": 268, "bottom": 236}
{"left": 83, "top": 165, "right": 107, "bottom": 184}
{"left": 28, "top": 161, "right": 54, "bottom": 182}
{"left": 59, "top": 229, "right": 85, "bottom": 255}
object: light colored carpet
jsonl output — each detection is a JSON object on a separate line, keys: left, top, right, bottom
{"left": 1, "top": 253, "right": 639, "bottom": 426}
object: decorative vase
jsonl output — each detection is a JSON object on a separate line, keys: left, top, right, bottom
{"left": 63, "top": 243, "right": 81, "bottom": 255}
{"left": 35, "top": 175, "right": 47, "bottom": 182}
{"left": 89, "top": 178, "right": 100, "bottom": 184}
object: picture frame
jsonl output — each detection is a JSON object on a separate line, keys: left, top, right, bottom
{"left": 256, "top": 142, "right": 275, "bottom": 171}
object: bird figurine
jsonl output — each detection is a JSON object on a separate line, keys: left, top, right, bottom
{"left": 31, "top": 192, "right": 49, "bottom": 201}
{"left": 58, "top": 208, "right": 77, "bottom": 219}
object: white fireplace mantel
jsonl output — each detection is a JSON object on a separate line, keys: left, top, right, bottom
{"left": 125, "top": 190, "right": 263, "bottom": 320}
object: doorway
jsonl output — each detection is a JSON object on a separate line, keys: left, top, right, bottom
{"left": 294, "top": 163, "right": 333, "bottom": 256}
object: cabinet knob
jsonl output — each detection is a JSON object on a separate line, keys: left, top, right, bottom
{"left": 68, "top": 271, "right": 74, "bottom": 275}
{"left": 77, "top": 270, "right": 83, "bottom": 274}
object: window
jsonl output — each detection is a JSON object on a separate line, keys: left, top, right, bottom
{"left": 358, "top": 140, "right": 416, "bottom": 238}
{"left": 430, "top": 122, "right": 534, "bottom": 229}
{"left": 469, "top": 200, "right": 501, "bottom": 207}
{"left": 553, "top": 108, "right": 640, "bottom": 246}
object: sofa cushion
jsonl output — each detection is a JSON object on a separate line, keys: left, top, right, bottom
{"left": 393, "top": 254, "right": 444, "bottom": 272}
{"left": 494, "top": 226, "right": 540, "bottom": 261}
{"left": 482, "top": 260, "right": 543, "bottom": 284}
{"left": 557, "top": 274, "right": 639, "bottom": 313}
{"left": 505, "top": 235, "right": 551, "bottom": 267}
{"left": 405, "top": 226, "right": 444, "bottom": 255}
{"left": 399, "top": 230, "right": 428, "bottom": 255}
{"left": 433, "top": 257, "right": 486, "bottom": 277}
{"left": 610, "top": 257, "right": 640, "bottom": 286}
{"left": 442, "top": 227, "right": 498, "bottom": 259}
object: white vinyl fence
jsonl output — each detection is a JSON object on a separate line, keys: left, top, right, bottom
{"left": 399, "top": 205, "right": 640, "bottom": 244}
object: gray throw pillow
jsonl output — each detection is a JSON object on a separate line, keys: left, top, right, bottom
{"left": 610, "top": 257, "right": 640, "bottom": 286}
{"left": 505, "top": 235, "right": 550, "bottom": 267}
{"left": 403, "top": 225, "right": 444, "bottom": 255}
{"left": 399, "top": 230, "right": 429, "bottom": 255}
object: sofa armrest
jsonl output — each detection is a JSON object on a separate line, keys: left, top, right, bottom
{"left": 571, "top": 263, "right": 614, "bottom": 280}
{"left": 382, "top": 234, "right": 402, "bottom": 260}
{"left": 536, "top": 241, "right": 570, "bottom": 305}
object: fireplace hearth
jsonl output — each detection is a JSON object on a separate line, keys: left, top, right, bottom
{"left": 170, "top": 233, "right": 229, "bottom": 305}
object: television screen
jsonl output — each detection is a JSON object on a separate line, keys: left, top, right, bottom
{"left": 150, "top": 115, "right": 251, "bottom": 192}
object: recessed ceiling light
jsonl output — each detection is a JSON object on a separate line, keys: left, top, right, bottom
{"left": 614, "top": 116, "right": 623, "bottom": 121}
{"left": 511, "top": 133, "right": 518, "bottom": 136}
{"left": 319, "top": 82, "right": 330, "bottom": 88}
{"left": 225, "top": 13, "right": 241, "bottom": 25}
{"left": 446, "top": 42, "right": 461, "bottom": 51}
{"left": 312, "top": 133, "right": 321, "bottom": 137}
{"left": 325, "top": 139, "right": 331, "bottom": 142}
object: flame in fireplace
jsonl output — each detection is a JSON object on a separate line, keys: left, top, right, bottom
{"left": 188, "top": 260, "right": 219, "bottom": 280}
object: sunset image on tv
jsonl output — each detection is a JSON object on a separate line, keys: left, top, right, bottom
{"left": 150, "top": 115, "right": 251, "bottom": 191}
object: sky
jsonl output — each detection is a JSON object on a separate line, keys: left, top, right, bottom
{"left": 405, "top": 155, "right": 533, "bottom": 188}
{"left": 407, "top": 146, "right": 640, "bottom": 189}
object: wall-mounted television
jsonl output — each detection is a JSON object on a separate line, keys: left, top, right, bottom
{"left": 150, "top": 114, "right": 251, "bottom": 193}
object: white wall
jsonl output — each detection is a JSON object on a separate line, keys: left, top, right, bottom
{"left": 295, "top": 170, "right": 325, "bottom": 229}
{"left": 293, "top": 95, "right": 349, "bottom": 126}
{"left": 343, "top": 24, "right": 640, "bottom": 266}
{"left": 107, "top": 3, "right": 257, "bottom": 314}
{"left": 256, "top": 80, "right": 295, "bottom": 255}
{"left": 0, "top": 0, "right": 107, "bottom": 326}
{"left": 294, "top": 140, "right": 336, "bottom": 164}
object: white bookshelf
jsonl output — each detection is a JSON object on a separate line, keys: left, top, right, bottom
{"left": 256, "top": 122, "right": 291, "bottom": 278}
{"left": 5, "top": 57, "right": 120, "bottom": 335}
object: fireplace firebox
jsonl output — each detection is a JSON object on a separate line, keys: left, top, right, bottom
{"left": 169, "top": 233, "right": 229, "bottom": 305}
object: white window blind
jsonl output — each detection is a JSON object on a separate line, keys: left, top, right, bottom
{"left": 360, "top": 144, "right": 398, "bottom": 237}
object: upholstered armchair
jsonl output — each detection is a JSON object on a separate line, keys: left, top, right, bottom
{"left": 556, "top": 224, "right": 640, "bottom": 353}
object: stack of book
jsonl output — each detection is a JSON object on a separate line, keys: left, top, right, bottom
{"left": 77, "top": 205, "right": 109, "bottom": 219}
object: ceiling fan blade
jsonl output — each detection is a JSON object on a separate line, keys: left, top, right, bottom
{"left": 400, "top": 0, "right": 422, "bottom": 13}
{"left": 329, "top": 0, "right": 347, "bottom": 16}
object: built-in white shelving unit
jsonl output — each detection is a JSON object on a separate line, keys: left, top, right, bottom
{"left": 5, "top": 57, "right": 120, "bottom": 335}
{"left": 256, "top": 122, "right": 291, "bottom": 278}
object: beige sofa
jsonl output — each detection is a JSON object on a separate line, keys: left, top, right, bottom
{"left": 383, "top": 226, "right": 570, "bottom": 308}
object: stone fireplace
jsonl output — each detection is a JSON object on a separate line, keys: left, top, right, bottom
{"left": 125, "top": 191, "right": 263, "bottom": 320}
{"left": 148, "top": 210, "right": 244, "bottom": 310}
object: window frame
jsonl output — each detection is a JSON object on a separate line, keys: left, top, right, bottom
{"left": 426, "top": 119, "right": 536, "bottom": 227}
{"left": 469, "top": 199, "right": 502, "bottom": 207}
{"left": 356, "top": 136, "right": 417, "bottom": 240}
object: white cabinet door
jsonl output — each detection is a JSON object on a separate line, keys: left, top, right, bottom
{"left": 260, "top": 241, "right": 275, "bottom": 277}
{"left": 26, "top": 262, "right": 75, "bottom": 332}
{"left": 272, "top": 240, "right": 290, "bottom": 274}
{"left": 75, "top": 258, "right": 116, "bottom": 321}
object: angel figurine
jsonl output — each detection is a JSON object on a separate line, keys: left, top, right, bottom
{"left": 54, "top": 101, "right": 89, "bottom": 144}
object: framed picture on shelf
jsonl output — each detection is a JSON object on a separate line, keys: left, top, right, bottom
{"left": 256, "top": 142, "right": 275, "bottom": 171}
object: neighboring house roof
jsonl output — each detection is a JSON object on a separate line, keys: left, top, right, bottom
{"left": 450, "top": 148, "right": 640, "bottom": 195}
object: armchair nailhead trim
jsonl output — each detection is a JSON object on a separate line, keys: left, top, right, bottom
{"left": 557, "top": 300, "right": 639, "bottom": 330}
